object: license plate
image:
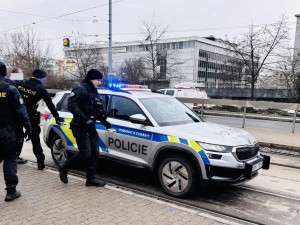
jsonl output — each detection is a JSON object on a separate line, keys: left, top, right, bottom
{"left": 252, "top": 161, "right": 263, "bottom": 172}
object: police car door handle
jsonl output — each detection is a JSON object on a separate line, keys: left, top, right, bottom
{"left": 107, "top": 128, "right": 116, "bottom": 133}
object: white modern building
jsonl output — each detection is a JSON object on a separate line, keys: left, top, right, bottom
{"left": 64, "top": 36, "right": 248, "bottom": 89}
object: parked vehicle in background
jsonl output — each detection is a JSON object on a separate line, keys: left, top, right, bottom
{"left": 158, "top": 82, "right": 208, "bottom": 112}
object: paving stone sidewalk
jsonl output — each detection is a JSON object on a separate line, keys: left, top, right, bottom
{"left": 0, "top": 164, "right": 235, "bottom": 225}
{"left": 242, "top": 127, "right": 300, "bottom": 151}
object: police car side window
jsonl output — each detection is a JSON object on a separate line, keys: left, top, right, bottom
{"left": 109, "top": 96, "right": 144, "bottom": 121}
{"left": 56, "top": 93, "right": 70, "bottom": 112}
{"left": 166, "top": 90, "right": 175, "bottom": 96}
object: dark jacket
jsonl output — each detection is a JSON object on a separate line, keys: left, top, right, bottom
{"left": 15, "top": 78, "right": 60, "bottom": 119}
{"left": 68, "top": 79, "right": 109, "bottom": 127}
{"left": 0, "top": 76, "right": 31, "bottom": 143}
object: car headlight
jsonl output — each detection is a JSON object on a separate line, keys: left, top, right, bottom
{"left": 196, "top": 142, "right": 232, "bottom": 153}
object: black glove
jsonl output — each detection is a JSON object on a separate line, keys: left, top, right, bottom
{"left": 55, "top": 117, "right": 64, "bottom": 125}
{"left": 85, "top": 120, "right": 95, "bottom": 130}
{"left": 104, "top": 121, "right": 111, "bottom": 129}
{"left": 24, "top": 129, "right": 32, "bottom": 141}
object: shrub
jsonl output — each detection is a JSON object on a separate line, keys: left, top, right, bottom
{"left": 246, "top": 107, "right": 258, "bottom": 113}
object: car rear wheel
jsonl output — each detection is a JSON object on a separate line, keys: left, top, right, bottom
{"left": 158, "top": 155, "right": 196, "bottom": 198}
{"left": 51, "top": 135, "right": 68, "bottom": 165}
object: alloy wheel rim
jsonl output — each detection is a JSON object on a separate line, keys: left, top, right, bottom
{"left": 53, "top": 139, "right": 68, "bottom": 163}
{"left": 161, "top": 161, "right": 189, "bottom": 193}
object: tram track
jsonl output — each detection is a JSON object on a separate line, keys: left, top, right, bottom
{"left": 27, "top": 159, "right": 300, "bottom": 225}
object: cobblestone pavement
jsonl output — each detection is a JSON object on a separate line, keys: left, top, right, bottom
{"left": 0, "top": 164, "right": 236, "bottom": 225}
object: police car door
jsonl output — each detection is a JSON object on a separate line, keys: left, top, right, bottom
{"left": 106, "top": 95, "right": 153, "bottom": 166}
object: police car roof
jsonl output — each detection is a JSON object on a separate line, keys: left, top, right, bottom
{"left": 55, "top": 88, "right": 169, "bottom": 99}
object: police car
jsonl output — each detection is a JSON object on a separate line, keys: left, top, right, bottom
{"left": 43, "top": 84, "right": 270, "bottom": 198}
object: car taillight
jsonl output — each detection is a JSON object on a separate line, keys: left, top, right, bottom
{"left": 194, "top": 103, "right": 198, "bottom": 106}
{"left": 43, "top": 113, "right": 50, "bottom": 120}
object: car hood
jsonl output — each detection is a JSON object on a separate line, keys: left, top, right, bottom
{"left": 156, "top": 121, "right": 257, "bottom": 146}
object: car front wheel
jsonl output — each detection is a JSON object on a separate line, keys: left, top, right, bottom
{"left": 158, "top": 155, "right": 196, "bottom": 198}
{"left": 51, "top": 135, "right": 68, "bottom": 165}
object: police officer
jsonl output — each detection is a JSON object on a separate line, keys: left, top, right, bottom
{"left": 8, "top": 68, "right": 28, "bottom": 164}
{"left": 59, "top": 69, "right": 111, "bottom": 187}
{"left": 0, "top": 62, "right": 31, "bottom": 201}
{"left": 15, "top": 69, "right": 63, "bottom": 170}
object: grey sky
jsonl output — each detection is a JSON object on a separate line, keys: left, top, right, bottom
{"left": 1, "top": 0, "right": 299, "bottom": 58}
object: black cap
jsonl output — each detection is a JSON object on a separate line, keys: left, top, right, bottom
{"left": 0, "top": 61, "right": 7, "bottom": 76}
{"left": 32, "top": 69, "right": 47, "bottom": 78}
{"left": 86, "top": 69, "right": 103, "bottom": 80}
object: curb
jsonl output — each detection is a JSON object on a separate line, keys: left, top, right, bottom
{"left": 259, "top": 142, "right": 300, "bottom": 152}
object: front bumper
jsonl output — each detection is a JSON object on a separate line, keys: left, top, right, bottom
{"left": 205, "top": 154, "right": 270, "bottom": 184}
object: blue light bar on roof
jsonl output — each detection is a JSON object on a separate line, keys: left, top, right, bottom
{"left": 107, "top": 82, "right": 148, "bottom": 90}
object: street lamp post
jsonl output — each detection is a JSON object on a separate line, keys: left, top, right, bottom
{"left": 108, "top": 0, "right": 113, "bottom": 83}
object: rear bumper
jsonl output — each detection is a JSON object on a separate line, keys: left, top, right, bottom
{"left": 205, "top": 154, "right": 270, "bottom": 184}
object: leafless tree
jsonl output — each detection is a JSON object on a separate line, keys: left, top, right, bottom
{"left": 0, "top": 27, "right": 53, "bottom": 79}
{"left": 64, "top": 40, "right": 106, "bottom": 81}
{"left": 270, "top": 47, "right": 300, "bottom": 102}
{"left": 139, "top": 19, "right": 182, "bottom": 90}
{"left": 226, "top": 15, "right": 290, "bottom": 100}
{"left": 119, "top": 58, "right": 147, "bottom": 83}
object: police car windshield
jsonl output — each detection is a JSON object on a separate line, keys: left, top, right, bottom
{"left": 140, "top": 97, "right": 201, "bottom": 126}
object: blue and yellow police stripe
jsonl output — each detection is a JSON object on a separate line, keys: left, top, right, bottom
{"left": 51, "top": 117, "right": 108, "bottom": 152}
{"left": 50, "top": 117, "right": 209, "bottom": 166}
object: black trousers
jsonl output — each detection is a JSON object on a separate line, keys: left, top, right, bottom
{"left": 0, "top": 143, "right": 18, "bottom": 190}
{"left": 64, "top": 125, "right": 99, "bottom": 180}
{"left": 29, "top": 112, "right": 45, "bottom": 161}
{"left": 15, "top": 126, "right": 24, "bottom": 157}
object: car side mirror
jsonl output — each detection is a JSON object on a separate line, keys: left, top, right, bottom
{"left": 130, "top": 114, "right": 150, "bottom": 125}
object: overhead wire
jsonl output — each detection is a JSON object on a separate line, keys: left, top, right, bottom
{"left": 0, "top": 9, "right": 108, "bottom": 22}
{"left": 0, "top": 0, "right": 123, "bottom": 34}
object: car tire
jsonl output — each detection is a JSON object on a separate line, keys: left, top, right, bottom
{"left": 51, "top": 135, "right": 69, "bottom": 165}
{"left": 158, "top": 155, "right": 196, "bottom": 198}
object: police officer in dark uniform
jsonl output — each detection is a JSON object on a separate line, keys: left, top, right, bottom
{"left": 0, "top": 62, "right": 31, "bottom": 201}
{"left": 7, "top": 68, "right": 28, "bottom": 164}
{"left": 59, "top": 69, "right": 111, "bottom": 187}
{"left": 15, "top": 69, "right": 63, "bottom": 170}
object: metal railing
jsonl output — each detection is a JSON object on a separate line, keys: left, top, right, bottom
{"left": 176, "top": 98, "right": 300, "bottom": 133}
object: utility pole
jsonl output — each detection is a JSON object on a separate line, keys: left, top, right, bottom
{"left": 108, "top": 0, "right": 113, "bottom": 82}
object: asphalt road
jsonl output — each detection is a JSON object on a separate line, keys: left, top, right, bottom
{"left": 202, "top": 114, "right": 300, "bottom": 133}
{"left": 21, "top": 134, "right": 300, "bottom": 225}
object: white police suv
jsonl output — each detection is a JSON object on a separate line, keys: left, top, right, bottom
{"left": 43, "top": 84, "right": 270, "bottom": 198}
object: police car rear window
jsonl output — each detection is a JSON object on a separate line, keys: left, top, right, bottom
{"left": 56, "top": 93, "right": 70, "bottom": 112}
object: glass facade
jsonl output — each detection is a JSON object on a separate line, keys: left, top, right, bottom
{"left": 197, "top": 48, "right": 247, "bottom": 88}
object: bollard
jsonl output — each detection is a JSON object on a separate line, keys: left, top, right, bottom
{"left": 242, "top": 106, "right": 246, "bottom": 128}
{"left": 292, "top": 110, "right": 296, "bottom": 133}
{"left": 201, "top": 103, "right": 204, "bottom": 119}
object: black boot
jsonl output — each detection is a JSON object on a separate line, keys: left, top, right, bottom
{"left": 86, "top": 178, "right": 106, "bottom": 187}
{"left": 17, "top": 157, "right": 28, "bottom": 164}
{"left": 58, "top": 164, "right": 68, "bottom": 184}
{"left": 5, "top": 188, "right": 21, "bottom": 202}
{"left": 37, "top": 160, "right": 45, "bottom": 170}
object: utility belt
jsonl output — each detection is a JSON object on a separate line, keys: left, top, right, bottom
{"left": 70, "top": 117, "right": 96, "bottom": 131}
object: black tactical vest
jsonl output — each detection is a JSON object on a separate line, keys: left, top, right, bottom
{"left": 0, "top": 82, "right": 14, "bottom": 127}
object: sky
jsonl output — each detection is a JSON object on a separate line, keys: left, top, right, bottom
{"left": 1, "top": 0, "right": 300, "bottom": 59}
